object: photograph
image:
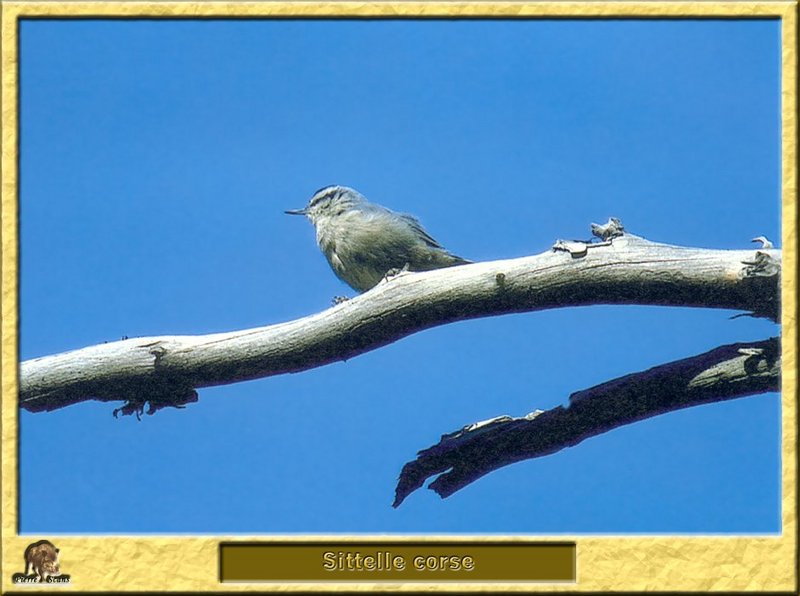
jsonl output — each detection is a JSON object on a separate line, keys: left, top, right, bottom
{"left": 3, "top": 1, "right": 794, "bottom": 592}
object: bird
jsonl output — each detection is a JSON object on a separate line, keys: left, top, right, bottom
{"left": 286, "top": 185, "right": 471, "bottom": 292}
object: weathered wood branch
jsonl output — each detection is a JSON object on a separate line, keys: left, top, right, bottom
{"left": 19, "top": 230, "right": 780, "bottom": 416}
{"left": 393, "top": 336, "right": 780, "bottom": 507}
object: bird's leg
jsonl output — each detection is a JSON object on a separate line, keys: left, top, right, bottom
{"left": 331, "top": 296, "right": 350, "bottom": 305}
{"left": 381, "top": 263, "right": 412, "bottom": 284}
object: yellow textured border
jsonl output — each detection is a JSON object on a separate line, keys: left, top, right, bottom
{"left": 1, "top": 1, "right": 796, "bottom": 592}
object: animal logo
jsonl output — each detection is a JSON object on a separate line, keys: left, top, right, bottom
{"left": 11, "top": 540, "right": 70, "bottom": 584}
{"left": 24, "top": 540, "right": 61, "bottom": 581}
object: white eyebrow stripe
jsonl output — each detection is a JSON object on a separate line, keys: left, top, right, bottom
{"left": 308, "top": 186, "right": 339, "bottom": 207}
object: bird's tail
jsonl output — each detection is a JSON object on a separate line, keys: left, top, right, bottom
{"left": 448, "top": 254, "right": 472, "bottom": 266}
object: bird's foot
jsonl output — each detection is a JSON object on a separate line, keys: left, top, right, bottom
{"left": 331, "top": 295, "right": 350, "bottom": 305}
{"left": 381, "top": 263, "right": 412, "bottom": 284}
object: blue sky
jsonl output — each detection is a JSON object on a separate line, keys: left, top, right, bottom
{"left": 19, "top": 18, "right": 780, "bottom": 534}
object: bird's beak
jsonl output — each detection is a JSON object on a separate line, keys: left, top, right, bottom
{"left": 285, "top": 208, "right": 308, "bottom": 216}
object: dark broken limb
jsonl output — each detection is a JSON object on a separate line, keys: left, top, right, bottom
{"left": 393, "top": 337, "right": 780, "bottom": 507}
{"left": 20, "top": 219, "right": 780, "bottom": 416}
{"left": 112, "top": 385, "right": 198, "bottom": 420}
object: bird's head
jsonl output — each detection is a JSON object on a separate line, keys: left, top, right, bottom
{"left": 285, "top": 185, "right": 367, "bottom": 225}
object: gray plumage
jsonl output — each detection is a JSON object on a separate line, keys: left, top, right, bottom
{"left": 286, "top": 185, "right": 470, "bottom": 292}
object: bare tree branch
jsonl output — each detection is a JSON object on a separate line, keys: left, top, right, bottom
{"left": 393, "top": 336, "right": 780, "bottom": 507}
{"left": 19, "top": 230, "right": 780, "bottom": 416}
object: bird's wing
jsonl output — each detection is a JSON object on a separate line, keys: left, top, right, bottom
{"left": 396, "top": 212, "right": 446, "bottom": 249}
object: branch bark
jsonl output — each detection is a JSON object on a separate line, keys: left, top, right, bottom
{"left": 392, "top": 337, "right": 780, "bottom": 506}
{"left": 19, "top": 231, "right": 780, "bottom": 416}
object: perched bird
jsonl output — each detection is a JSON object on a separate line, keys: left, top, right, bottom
{"left": 286, "top": 185, "right": 470, "bottom": 292}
